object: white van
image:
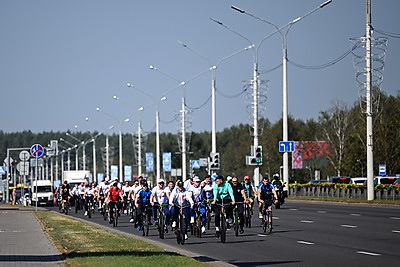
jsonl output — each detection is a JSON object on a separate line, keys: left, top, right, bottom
{"left": 32, "top": 180, "right": 54, "bottom": 206}
{"left": 350, "top": 177, "right": 367, "bottom": 184}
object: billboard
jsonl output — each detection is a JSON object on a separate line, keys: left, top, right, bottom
{"left": 292, "top": 141, "right": 330, "bottom": 169}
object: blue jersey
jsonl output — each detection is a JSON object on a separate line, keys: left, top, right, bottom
{"left": 137, "top": 188, "right": 152, "bottom": 204}
{"left": 258, "top": 183, "right": 275, "bottom": 200}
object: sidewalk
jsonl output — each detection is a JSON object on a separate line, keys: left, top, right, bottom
{"left": 0, "top": 207, "right": 64, "bottom": 267}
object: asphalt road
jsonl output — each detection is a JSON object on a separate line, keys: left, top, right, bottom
{"left": 49, "top": 200, "right": 400, "bottom": 267}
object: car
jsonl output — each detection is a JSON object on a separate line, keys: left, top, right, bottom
{"left": 374, "top": 176, "right": 398, "bottom": 185}
{"left": 350, "top": 177, "right": 367, "bottom": 184}
{"left": 329, "top": 176, "right": 351, "bottom": 184}
{"left": 392, "top": 178, "right": 400, "bottom": 186}
{"left": 310, "top": 179, "right": 329, "bottom": 184}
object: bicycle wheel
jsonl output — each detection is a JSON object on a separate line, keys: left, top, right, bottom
{"left": 158, "top": 212, "right": 165, "bottom": 239}
{"left": 88, "top": 203, "right": 92, "bottom": 218}
{"left": 266, "top": 211, "right": 273, "bottom": 235}
{"left": 196, "top": 211, "right": 202, "bottom": 238}
{"left": 113, "top": 206, "right": 118, "bottom": 227}
{"left": 179, "top": 214, "right": 185, "bottom": 245}
{"left": 206, "top": 206, "right": 211, "bottom": 230}
{"left": 102, "top": 205, "right": 107, "bottom": 221}
{"left": 65, "top": 202, "right": 69, "bottom": 215}
{"left": 145, "top": 210, "right": 150, "bottom": 236}
{"left": 234, "top": 209, "right": 239, "bottom": 237}
{"left": 142, "top": 213, "right": 146, "bottom": 236}
{"left": 220, "top": 213, "right": 226, "bottom": 244}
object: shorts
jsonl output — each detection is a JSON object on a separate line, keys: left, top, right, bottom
{"left": 260, "top": 198, "right": 273, "bottom": 207}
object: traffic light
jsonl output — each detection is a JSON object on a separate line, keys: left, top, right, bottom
{"left": 209, "top": 152, "right": 220, "bottom": 170}
{"left": 254, "top": 146, "right": 262, "bottom": 164}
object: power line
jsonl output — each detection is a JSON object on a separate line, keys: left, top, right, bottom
{"left": 186, "top": 94, "right": 212, "bottom": 110}
{"left": 375, "top": 28, "right": 400, "bottom": 39}
{"left": 216, "top": 88, "right": 247, "bottom": 98}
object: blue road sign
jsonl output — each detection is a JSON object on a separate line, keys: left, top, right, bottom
{"left": 0, "top": 166, "right": 5, "bottom": 175}
{"left": 379, "top": 164, "right": 386, "bottom": 176}
{"left": 30, "top": 144, "right": 44, "bottom": 158}
{"left": 279, "top": 141, "right": 295, "bottom": 152}
{"left": 191, "top": 160, "right": 200, "bottom": 169}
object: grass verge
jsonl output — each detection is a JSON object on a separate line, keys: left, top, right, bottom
{"left": 35, "top": 211, "right": 208, "bottom": 267}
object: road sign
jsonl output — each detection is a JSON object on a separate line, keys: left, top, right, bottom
{"left": 191, "top": 160, "right": 200, "bottom": 169}
{"left": 17, "top": 162, "right": 29, "bottom": 175}
{"left": 30, "top": 144, "right": 44, "bottom": 158}
{"left": 0, "top": 166, "right": 5, "bottom": 175}
{"left": 279, "top": 141, "right": 295, "bottom": 152}
{"left": 379, "top": 164, "right": 386, "bottom": 176}
{"left": 199, "top": 158, "right": 208, "bottom": 167}
{"left": 3, "top": 157, "right": 14, "bottom": 166}
{"left": 19, "top": 151, "right": 30, "bottom": 161}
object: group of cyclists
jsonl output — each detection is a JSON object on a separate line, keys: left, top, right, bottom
{"left": 55, "top": 173, "right": 286, "bottom": 241}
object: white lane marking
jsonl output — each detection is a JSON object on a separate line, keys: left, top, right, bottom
{"left": 341, "top": 224, "right": 358, "bottom": 228}
{"left": 258, "top": 234, "right": 267, "bottom": 237}
{"left": 289, "top": 208, "right": 298, "bottom": 211}
{"left": 301, "top": 220, "right": 314, "bottom": 223}
{"left": 392, "top": 230, "right": 400, "bottom": 233}
{"left": 350, "top": 213, "right": 361, "bottom": 216}
{"left": 317, "top": 210, "right": 326, "bottom": 213}
{"left": 297, "top": 240, "right": 314, "bottom": 245}
{"left": 389, "top": 217, "right": 400, "bottom": 220}
{"left": 272, "top": 216, "right": 279, "bottom": 220}
{"left": 357, "top": 251, "right": 381, "bottom": 256}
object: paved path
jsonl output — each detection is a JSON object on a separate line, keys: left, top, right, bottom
{"left": 0, "top": 207, "right": 64, "bottom": 267}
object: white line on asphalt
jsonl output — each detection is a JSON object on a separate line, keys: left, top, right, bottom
{"left": 317, "top": 210, "right": 326, "bottom": 213}
{"left": 350, "top": 213, "right": 361, "bottom": 216}
{"left": 357, "top": 251, "right": 381, "bottom": 256}
{"left": 301, "top": 220, "right": 314, "bottom": 223}
{"left": 289, "top": 208, "right": 298, "bottom": 211}
{"left": 297, "top": 241, "right": 314, "bottom": 245}
{"left": 272, "top": 216, "right": 279, "bottom": 220}
{"left": 392, "top": 230, "right": 400, "bottom": 233}
{"left": 341, "top": 224, "right": 358, "bottom": 228}
{"left": 389, "top": 217, "right": 400, "bottom": 220}
{"left": 258, "top": 234, "right": 267, "bottom": 237}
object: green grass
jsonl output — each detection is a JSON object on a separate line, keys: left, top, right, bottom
{"left": 35, "top": 211, "right": 208, "bottom": 267}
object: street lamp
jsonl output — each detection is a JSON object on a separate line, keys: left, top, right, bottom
{"left": 177, "top": 41, "right": 252, "bottom": 168}
{"left": 65, "top": 132, "right": 85, "bottom": 170}
{"left": 231, "top": 0, "right": 332, "bottom": 191}
{"left": 85, "top": 117, "right": 114, "bottom": 180}
{"left": 96, "top": 107, "right": 130, "bottom": 182}
{"left": 127, "top": 83, "right": 167, "bottom": 183}
{"left": 59, "top": 138, "right": 78, "bottom": 171}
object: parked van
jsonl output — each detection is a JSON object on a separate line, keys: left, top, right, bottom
{"left": 350, "top": 177, "right": 367, "bottom": 184}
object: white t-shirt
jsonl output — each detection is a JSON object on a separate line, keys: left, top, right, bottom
{"left": 152, "top": 185, "right": 168, "bottom": 204}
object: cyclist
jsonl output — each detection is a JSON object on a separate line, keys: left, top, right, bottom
{"left": 83, "top": 183, "right": 96, "bottom": 216}
{"left": 231, "top": 177, "right": 247, "bottom": 234}
{"left": 150, "top": 179, "right": 168, "bottom": 225}
{"left": 271, "top": 173, "right": 285, "bottom": 203}
{"left": 106, "top": 182, "right": 123, "bottom": 223}
{"left": 242, "top": 176, "right": 257, "bottom": 210}
{"left": 128, "top": 179, "right": 141, "bottom": 223}
{"left": 60, "top": 181, "right": 72, "bottom": 211}
{"left": 188, "top": 176, "right": 207, "bottom": 234}
{"left": 201, "top": 174, "right": 215, "bottom": 216}
{"left": 212, "top": 175, "right": 235, "bottom": 237}
{"left": 97, "top": 178, "right": 110, "bottom": 212}
{"left": 134, "top": 182, "right": 152, "bottom": 231}
{"left": 257, "top": 177, "right": 278, "bottom": 220}
{"left": 71, "top": 184, "right": 81, "bottom": 212}
{"left": 169, "top": 181, "right": 194, "bottom": 240}
{"left": 165, "top": 180, "right": 176, "bottom": 199}
{"left": 122, "top": 181, "right": 131, "bottom": 214}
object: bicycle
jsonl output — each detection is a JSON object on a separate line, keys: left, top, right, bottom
{"left": 261, "top": 202, "right": 273, "bottom": 235}
{"left": 108, "top": 201, "right": 120, "bottom": 227}
{"left": 190, "top": 203, "right": 203, "bottom": 238}
{"left": 174, "top": 204, "right": 190, "bottom": 245}
{"left": 244, "top": 200, "right": 252, "bottom": 228}
{"left": 233, "top": 202, "right": 244, "bottom": 237}
{"left": 140, "top": 204, "right": 152, "bottom": 236}
{"left": 86, "top": 197, "right": 94, "bottom": 218}
{"left": 62, "top": 198, "right": 70, "bottom": 215}
{"left": 204, "top": 199, "right": 213, "bottom": 230}
{"left": 215, "top": 202, "right": 231, "bottom": 244}
{"left": 154, "top": 203, "right": 168, "bottom": 239}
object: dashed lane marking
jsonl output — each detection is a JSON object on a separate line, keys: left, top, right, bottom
{"left": 341, "top": 224, "right": 358, "bottom": 228}
{"left": 300, "top": 220, "right": 314, "bottom": 223}
{"left": 392, "top": 230, "right": 400, "bottom": 233}
{"left": 317, "top": 210, "right": 326, "bottom": 213}
{"left": 357, "top": 251, "right": 381, "bottom": 256}
{"left": 297, "top": 240, "right": 314, "bottom": 245}
{"left": 349, "top": 213, "right": 361, "bottom": 216}
{"left": 389, "top": 217, "right": 400, "bottom": 220}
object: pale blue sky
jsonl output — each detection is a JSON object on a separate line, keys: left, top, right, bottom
{"left": 1, "top": 0, "right": 399, "bottom": 135}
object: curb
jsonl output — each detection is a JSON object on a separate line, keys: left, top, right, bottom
{"left": 50, "top": 210, "right": 235, "bottom": 267}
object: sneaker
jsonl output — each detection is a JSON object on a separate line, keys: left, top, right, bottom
{"left": 215, "top": 231, "right": 220, "bottom": 238}
{"left": 129, "top": 218, "right": 134, "bottom": 223}
{"left": 84, "top": 211, "right": 88, "bottom": 216}
{"left": 124, "top": 210, "right": 127, "bottom": 214}
{"left": 190, "top": 217, "right": 195, "bottom": 224}
{"left": 137, "top": 225, "right": 141, "bottom": 231}
{"left": 240, "top": 228, "right": 244, "bottom": 234}
{"left": 172, "top": 221, "right": 177, "bottom": 228}
{"left": 259, "top": 213, "right": 263, "bottom": 219}
{"left": 201, "top": 226, "right": 206, "bottom": 234}
{"left": 184, "top": 234, "right": 188, "bottom": 240}
{"left": 154, "top": 219, "right": 159, "bottom": 225}
{"left": 215, "top": 227, "right": 219, "bottom": 232}
{"left": 227, "top": 218, "right": 233, "bottom": 224}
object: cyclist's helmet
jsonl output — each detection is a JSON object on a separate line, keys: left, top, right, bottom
{"left": 142, "top": 182, "right": 149, "bottom": 187}
{"left": 273, "top": 173, "right": 280, "bottom": 179}
{"left": 244, "top": 176, "right": 250, "bottom": 181}
{"left": 177, "top": 181, "right": 184, "bottom": 187}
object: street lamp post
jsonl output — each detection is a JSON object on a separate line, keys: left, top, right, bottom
{"left": 96, "top": 108, "right": 130, "bottom": 182}
{"left": 126, "top": 83, "right": 167, "bottom": 183}
{"left": 231, "top": 0, "right": 332, "bottom": 190}
{"left": 177, "top": 41, "right": 252, "bottom": 162}
{"left": 59, "top": 138, "right": 78, "bottom": 171}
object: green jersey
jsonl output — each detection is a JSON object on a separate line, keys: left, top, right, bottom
{"left": 213, "top": 181, "right": 235, "bottom": 202}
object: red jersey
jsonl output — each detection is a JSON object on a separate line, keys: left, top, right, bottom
{"left": 108, "top": 187, "right": 122, "bottom": 202}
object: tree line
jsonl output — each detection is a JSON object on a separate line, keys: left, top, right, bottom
{"left": 1, "top": 91, "right": 400, "bottom": 183}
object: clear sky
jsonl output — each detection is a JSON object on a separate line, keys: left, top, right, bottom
{"left": 1, "top": 0, "right": 399, "bottom": 135}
